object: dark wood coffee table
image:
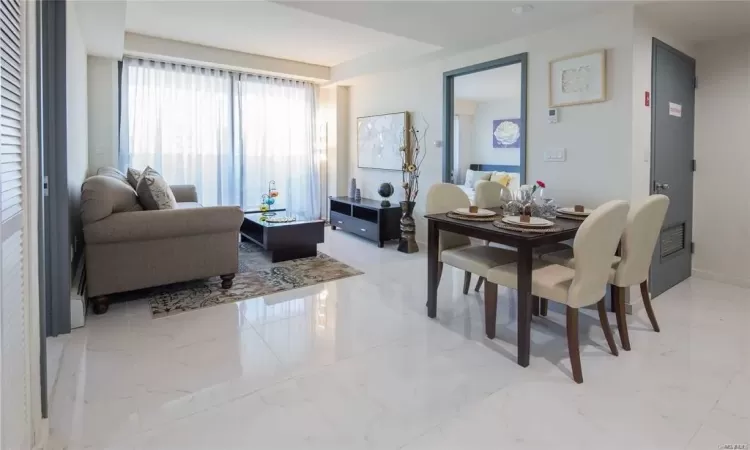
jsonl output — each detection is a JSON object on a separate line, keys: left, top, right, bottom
{"left": 240, "top": 211, "right": 325, "bottom": 262}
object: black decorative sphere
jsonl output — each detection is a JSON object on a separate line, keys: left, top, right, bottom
{"left": 378, "top": 182, "right": 394, "bottom": 206}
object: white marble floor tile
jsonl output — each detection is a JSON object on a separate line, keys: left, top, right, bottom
{"left": 48, "top": 228, "right": 750, "bottom": 449}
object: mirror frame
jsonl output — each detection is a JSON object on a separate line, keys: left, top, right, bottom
{"left": 442, "top": 52, "right": 528, "bottom": 184}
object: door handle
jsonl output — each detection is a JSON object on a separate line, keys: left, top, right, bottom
{"left": 654, "top": 181, "right": 670, "bottom": 192}
{"left": 361, "top": 228, "right": 367, "bottom": 232}
{"left": 337, "top": 220, "right": 343, "bottom": 224}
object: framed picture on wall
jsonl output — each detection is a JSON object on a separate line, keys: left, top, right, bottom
{"left": 492, "top": 118, "right": 522, "bottom": 148}
{"left": 357, "top": 112, "right": 410, "bottom": 171}
{"left": 549, "top": 49, "right": 606, "bottom": 107}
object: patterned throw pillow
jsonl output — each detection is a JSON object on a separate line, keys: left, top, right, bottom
{"left": 135, "top": 166, "right": 177, "bottom": 210}
{"left": 126, "top": 167, "right": 142, "bottom": 190}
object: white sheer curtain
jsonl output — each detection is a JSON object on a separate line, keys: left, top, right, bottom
{"left": 120, "top": 58, "right": 320, "bottom": 217}
{"left": 120, "top": 59, "right": 235, "bottom": 206}
{"left": 235, "top": 74, "right": 319, "bottom": 217}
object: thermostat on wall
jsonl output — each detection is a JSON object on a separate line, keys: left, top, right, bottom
{"left": 548, "top": 108, "right": 559, "bottom": 123}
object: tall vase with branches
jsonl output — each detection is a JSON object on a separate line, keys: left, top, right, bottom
{"left": 397, "top": 118, "right": 428, "bottom": 254}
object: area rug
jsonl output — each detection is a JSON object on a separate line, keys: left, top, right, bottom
{"left": 140, "top": 242, "right": 362, "bottom": 318}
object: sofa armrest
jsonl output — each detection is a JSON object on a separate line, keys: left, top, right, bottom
{"left": 170, "top": 185, "right": 198, "bottom": 203}
{"left": 84, "top": 206, "right": 243, "bottom": 245}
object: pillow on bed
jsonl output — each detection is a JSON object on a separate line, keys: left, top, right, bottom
{"left": 490, "top": 172, "right": 512, "bottom": 187}
{"left": 464, "top": 169, "right": 492, "bottom": 187}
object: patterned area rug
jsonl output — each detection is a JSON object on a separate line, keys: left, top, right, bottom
{"left": 142, "top": 242, "right": 362, "bottom": 317}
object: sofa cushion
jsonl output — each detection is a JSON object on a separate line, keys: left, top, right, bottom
{"left": 127, "top": 167, "right": 142, "bottom": 189}
{"left": 81, "top": 175, "right": 143, "bottom": 224}
{"left": 136, "top": 166, "right": 178, "bottom": 210}
{"left": 97, "top": 167, "right": 129, "bottom": 186}
{"left": 177, "top": 202, "right": 202, "bottom": 210}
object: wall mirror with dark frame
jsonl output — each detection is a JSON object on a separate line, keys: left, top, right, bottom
{"left": 442, "top": 53, "right": 528, "bottom": 204}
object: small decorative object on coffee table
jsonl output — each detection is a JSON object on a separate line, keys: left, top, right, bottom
{"left": 260, "top": 180, "right": 280, "bottom": 217}
{"left": 398, "top": 117, "right": 428, "bottom": 254}
{"left": 241, "top": 210, "right": 324, "bottom": 262}
{"left": 378, "top": 182, "right": 394, "bottom": 207}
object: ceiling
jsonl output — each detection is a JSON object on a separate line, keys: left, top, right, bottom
{"left": 280, "top": 1, "right": 619, "bottom": 51}
{"left": 637, "top": 1, "right": 750, "bottom": 43}
{"left": 454, "top": 64, "right": 522, "bottom": 102}
{"left": 124, "top": 0, "right": 438, "bottom": 67}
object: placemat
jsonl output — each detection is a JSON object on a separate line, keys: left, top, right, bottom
{"left": 492, "top": 221, "right": 562, "bottom": 233}
{"left": 555, "top": 213, "right": 587, "bottom": 221}
{"left": 446, "top": 212, "right": 498, "bottom": 222}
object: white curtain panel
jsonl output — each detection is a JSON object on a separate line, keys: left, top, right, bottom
{"left": 235, "top": 74, "right": 319, "bottom": 218}
{"left": 120, "top": 58, "right": 320, "bottom": 218}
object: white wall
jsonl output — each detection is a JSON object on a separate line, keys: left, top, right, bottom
{"left": 348, "top": 6, "right": 636, "bottom": 242}
{"left": 692, "top": 35, "right": 750, "bottom": 287}
{"left": 67, "top": 4, "right": 88, "bottom": 257}
{"left": 87, "top": 56, "right": 119, "bottom": 172}
{"left": 471, "top": 98, "right": 522, "bottom": 167}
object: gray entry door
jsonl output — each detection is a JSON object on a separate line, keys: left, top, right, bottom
{"left": 650, "top": 39, "right": 696, "bottom": 297}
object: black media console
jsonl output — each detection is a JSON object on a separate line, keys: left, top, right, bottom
{"left": 329, "top": 196, "right": 401, "bottom": 248}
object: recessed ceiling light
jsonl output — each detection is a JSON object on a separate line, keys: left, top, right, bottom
{"left": 512, "top": 4, "right": 534, "bottom": 15}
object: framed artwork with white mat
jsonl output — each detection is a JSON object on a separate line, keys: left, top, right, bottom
{"left": 549, "top": 49, "right": 606, "bottom": 107}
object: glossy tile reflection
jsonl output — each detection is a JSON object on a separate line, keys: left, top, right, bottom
{"left": 48, "top": 229, "right": 750, "bottom": 449}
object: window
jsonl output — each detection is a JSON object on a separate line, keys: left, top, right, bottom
{"left": 120, "top": 59, "right": 320, "bottom": 218}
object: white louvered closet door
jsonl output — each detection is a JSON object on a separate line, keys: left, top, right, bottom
{"left": 0, "top": 0, "right": 30, "bottom": 448}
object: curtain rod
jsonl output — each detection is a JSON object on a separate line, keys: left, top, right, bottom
{"left": 122, "top": 55, "right": 315, "bottom": 86}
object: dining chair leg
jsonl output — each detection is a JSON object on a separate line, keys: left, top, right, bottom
{"left": 566, "top": 306, "right": 583, "bottom": 384}
{"left": 540, "top": 298, "right": 548, "bottom": 316}
{"left": 610, "top": 284, "right": 617, "bottom": 313}
{"left": 462, "top": 271, "right": 472, "bottom": 295}
{"left": 596, "top": 298, "right": 619, "bottom": 356}
{"left": 484, "top": 281, "right": 498, "bottom": 339}
{"left": 532, "top": 295, "right": 540, "bottom": 316}
{"left": 640, "top": 280, "right": 660, "bottom": 332}
{"left": 474, "top": 276, "right": 484, "bottom": 292}
{"left": 614, "top": 286, "right": 631, "bottom": 351}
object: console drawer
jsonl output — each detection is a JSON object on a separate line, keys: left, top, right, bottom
{"left": 331, "top": 212, "right": 379, "bottom": 242}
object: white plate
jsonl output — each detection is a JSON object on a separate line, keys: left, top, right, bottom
{"left": 453, "top": 207, "right": 496, "bottom": 217}
{"left": 557, "top": 207, "right": 592, "bottom": 216}
{"left": 502, "top": 216, "right": 554, "bottom": 228}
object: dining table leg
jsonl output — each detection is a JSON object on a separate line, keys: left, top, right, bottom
{"left": 427, "top": 219, "right": 439, "bottom": 318}
{"left": 516, "top": 245, "right": 533, "bottom": 367}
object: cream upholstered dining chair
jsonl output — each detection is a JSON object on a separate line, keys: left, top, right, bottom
{"left": 484, "top": 200, "right": 630, "bottom": 383}
{"left": 427, "top": 183, "right": 518, "bottom": 295}
{"left": 541, "top": 195, "right": 669, "bottom": 350}
{"left": 473, "top": 180, "right": 514, "bottom": 292}
{"left": 475, "top": 180, "right": 512, "bottom": 209}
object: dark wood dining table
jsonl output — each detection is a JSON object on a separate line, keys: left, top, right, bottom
{"left": 425, "top": 208, "right": 583, "bottom": 368}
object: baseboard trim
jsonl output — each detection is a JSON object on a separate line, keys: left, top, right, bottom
{"left": 692, "top": 268, "right": 750, "bottom": 288}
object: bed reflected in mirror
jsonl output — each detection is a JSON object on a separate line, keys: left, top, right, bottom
{"left": 445, "top": 55, "right": 526, "bottom": 205}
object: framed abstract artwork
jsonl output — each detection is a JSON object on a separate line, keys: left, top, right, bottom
{"left": 549, "top": 49, "right": 606, "bottom": 107}
{"left": 357, "top": 112, "right": 409, "bottom": 171}
{"left": 492, "top": 118, "right": 521, "bottom": 148}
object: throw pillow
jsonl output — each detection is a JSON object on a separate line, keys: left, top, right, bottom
{"left": 464, "top": 169, "right": 492, "bottom": 187}
{"left": 126, "top": 167, "right": 142, "bottom": 190}
{"left": 136, "top": 166, "right": 177, "bottom": 210}
{"left": 490, "top": 172, "right": 513, "bottom": 187}
{"left": 97, "top": 167, "right": 129, "bottom": 186}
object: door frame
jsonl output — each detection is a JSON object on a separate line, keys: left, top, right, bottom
{"left": 442, "top": 53, "right": 528, "bottom": 184}
{"left": 649, "top": 38, "right": 696, "bottom": 289}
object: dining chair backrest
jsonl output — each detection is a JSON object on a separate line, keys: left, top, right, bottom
{"left": 568, "top": 200, "right": 630, "bottom": 308}
{"left": 613, "top": 194, "right": 670, "bottom": 287}
{"left": 426, "top": 183, "right": 471, "bottom": 252}
{"left": 475, "top": 180, "right": 511, "bottom": 209}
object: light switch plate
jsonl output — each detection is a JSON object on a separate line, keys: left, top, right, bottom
{"left": 544, "top": 148, "right": 566, "bottom": 162}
